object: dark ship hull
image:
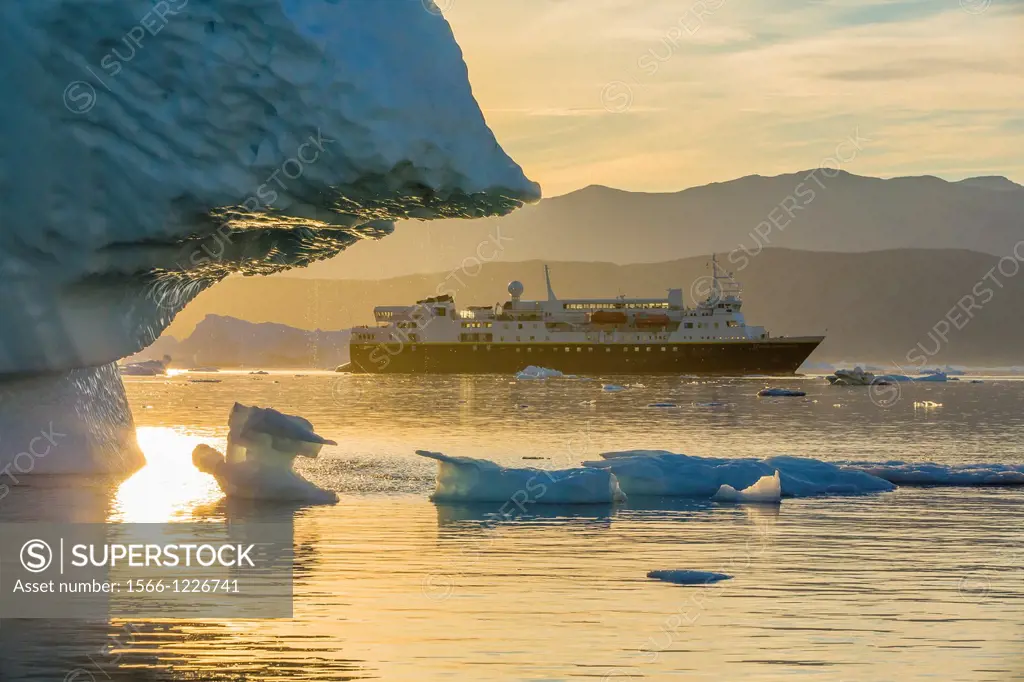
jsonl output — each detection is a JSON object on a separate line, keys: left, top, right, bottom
{"left": 347, "top": 337, "right": 824, "bottom": 375}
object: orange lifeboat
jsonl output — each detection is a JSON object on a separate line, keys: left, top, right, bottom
{"left": 635, "top": 313, "right": 670, "bottom": 328}
{"left": 590, "top": 310, "right": 628, "bottom": 324}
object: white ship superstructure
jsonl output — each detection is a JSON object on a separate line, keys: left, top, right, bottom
{"left": 348, "top": 257, "right": 823, "bottom": 374}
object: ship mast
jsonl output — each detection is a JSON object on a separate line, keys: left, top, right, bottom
{"left": 708, "top": 253, "right": 742, "bottom": 302}
{"left": 544, "top": 264, "right": 558, "bottom": 302}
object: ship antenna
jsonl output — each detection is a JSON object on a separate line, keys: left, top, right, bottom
{"left": 544, "top": 264, "right": 557, "bottom": 301}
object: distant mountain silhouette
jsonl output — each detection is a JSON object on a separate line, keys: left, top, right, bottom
{"left": 163, "top": 248, "right": 1024, "bottom": 368}
{"left": 126, "top": 315, "right": 350, "bottom": 369}
{"left": 296, "top": 170, "right": 1024, "bottom": 280}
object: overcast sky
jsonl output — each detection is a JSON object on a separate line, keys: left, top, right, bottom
{"left": 442, "top": 0, "right": 1024, "bottom": 196}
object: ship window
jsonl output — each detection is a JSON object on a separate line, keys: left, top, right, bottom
{"left": 486, "top": 345, "right": 492, "bottom": 350}
{"left": 684, "top": 322, "right": 693, "bottom": 329}
{"left": 588, "top": 347, "right": 594, "bottom": 352}
{"left": 518, "top": 323, "right": 523, "bottom": 329}
{"left": 672, "top": 346, "right": 678, "bottom": 351}
{"left": 646, "top": 347, "right": 652, "bottom": 352}
{"left": 472, "top": 345, "right": 478, "bottom": 351}
{"left": 411, "top": 345, "right": 417, "bottom": 351}
{"left": 634, "top": 347, "right": 640, "bottom": 352}
{"left": 577, "top": 347, "right": 582, "bottom": 352}
{"left": 565, "top": 347, "right": 570, "bottom": 352}
{"left": 527, "top": 347, "right": 532, "bottom": 352}
{"left": 661, "top": 346, "right": 666, "bottom": 351}
{"left": 516, "top": 348, "right": 521, "bottom": 352}
{"left": 607, "top": 348, "right": 612, "bottom": 352}
{"left": 714, "top": 323, "right": 719, "bottom": 328}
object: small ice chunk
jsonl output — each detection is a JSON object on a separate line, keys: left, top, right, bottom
{"left": 192, "top": 403, "right": 338, "bottom": 504}
{"left": 757, "top": 388, "right": 806, "bottom": 397}
{"left": 603, "top": 384, "right": 625, "bottom": 392}
{"left": 416, "top": 450, "right": 626, "bottom": 504}
{"left": 712, "top": 471, "right": 782, "bottom": 503}
{"left": 647, "top": 402, "right": 678, "bottom": 408}
{"left": 647, "top": 570, "right": 732, "bottom": 585}
{"left": 515, "top": 366, "right": 564, "bottom": 380}
{"left": 119, "top": 359, "right": 168, "bottom": 376}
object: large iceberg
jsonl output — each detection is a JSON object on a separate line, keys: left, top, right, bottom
{"left": 417, "top": 450, "right": 627, "bottom": 505}
{"left": 584, "top": 451, "right": 896, "bottom": 498}
{"left": 0, "top": 0, "right": 538, "bottom": 473}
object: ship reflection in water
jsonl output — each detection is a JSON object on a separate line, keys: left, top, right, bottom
{"left": 1, "top": 374, "right": 1023, "bottom": 680}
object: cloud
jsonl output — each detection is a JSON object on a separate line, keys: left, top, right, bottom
{"left": 446, "top": 0, "right": 1024, "bottom": 195}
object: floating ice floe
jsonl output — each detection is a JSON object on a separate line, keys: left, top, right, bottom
{"left": 584, "top": 451, "right": 895, "bottom": 498}
{"left": 416, "top": 450, "right": 626, "bottom": 504}
{"left": 648, "top": 570, "right": 732, "bottom": 585}
{"left": 827, "top": 367, "right": 883, "bottom": 385}
{"left": 119, "top": 358, "right": 169, "bottom": 376}
{"left": 192, "top": 403, "right": 338, "bottom": 504}
{"left": 842, "top": 461, "right": 1024, "bottom": 486}
{"left": 913, "top": 400, "right": 942, "bottom": 409}
{"left": 712, "top": 471, "right": 782, "bottom": 503}
{"left": 913, "top": 372, "right": 948, "bottom": 382}
{"left": 757, "top": 388, "right": 806, "bottom": 397}
{"left": 515, "top": 366, "right": 564, "bottom": 380}
{"left": 647, "top": 402, "right": 678, "bottom": 408}
{"left": 603, "top": 384, "right": 626, "bottom": 392}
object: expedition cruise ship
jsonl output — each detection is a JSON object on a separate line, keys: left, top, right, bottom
{"left": 347, "top": 258, "right": 823, "bottom": 374}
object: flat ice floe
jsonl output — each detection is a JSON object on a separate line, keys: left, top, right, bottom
{"left": 843, "top": 461, "right": 1024, "bottom": 485}
{"left": 647, "top": 570, "right": 732, "bottom": 585}
{"left": 757, "top": 388, "right": 806, "bottom": 397}
{"left": 584, "top": 451, "right": 895, "bottom": 498}
{"left": 417, "top": 451, "right": 626, "bottom": 504}
{"left": 712, "top": 471, "right": 782, "bottom": 503}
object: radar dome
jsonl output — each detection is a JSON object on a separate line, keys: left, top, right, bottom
{"left": 508, "top": 280, "right": 524, "bottom": 297}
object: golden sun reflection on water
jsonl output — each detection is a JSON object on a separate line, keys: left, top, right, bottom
{"left": 110, "top": 426, "right": 223, "bottom": 523}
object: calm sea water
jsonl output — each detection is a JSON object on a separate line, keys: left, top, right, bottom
{"left": 2, "top": 372, "right": 1023, "bottom": 681}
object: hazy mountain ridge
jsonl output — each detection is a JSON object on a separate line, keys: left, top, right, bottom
{"left": 294, "top": 170, "right": 1024, "bottom": 280}
{"left": 129, "top": 315, "right": 351, "bottom": 369}
{"left": 161, "top": 248, "right": 1024, "bottom": 367}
